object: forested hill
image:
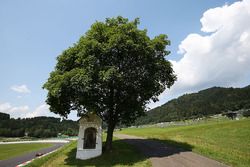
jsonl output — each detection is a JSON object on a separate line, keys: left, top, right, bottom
{"left": 134, "top": 85, "right": 250, "bottom": 125}
{"left": 0, "top": 114, "right": 78, "bottom": 138}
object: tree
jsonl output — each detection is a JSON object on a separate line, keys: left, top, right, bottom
{"left": 43, "top": 16, "right": 176, "bottom": 151}
{"left": 243, "top": 109, "right": 250, "bottom": 117}
{"left": 0, "top": 112, "right": 10, "bottom": 120}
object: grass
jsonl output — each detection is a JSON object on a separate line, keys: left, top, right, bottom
{"left": 26, "top": 138, "right": 151, "bottom": 167}
{"left": 0, "top": 143, "right": 53, "bottom": 160}
{"left": 118, "top": 118, "right": 250, "bottom": 167}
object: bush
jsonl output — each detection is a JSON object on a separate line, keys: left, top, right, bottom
{"left": 0, "top": 128, "right": 24, "bottom": 137}
{"left": 243, "top": 109, "right": 250, "bottom": 117}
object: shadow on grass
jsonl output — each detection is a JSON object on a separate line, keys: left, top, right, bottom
{"left": 64, "top": 140, "right": 149, "bottom": 167}
{"left": 120, "top": 138, "right": 193, "bottom": 158}
{"left": 64, "top": 138, "right": 193, "bottom": 166}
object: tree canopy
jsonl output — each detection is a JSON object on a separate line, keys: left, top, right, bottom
{"left": 43, "top": 16, "right": 176, "bottom": 150}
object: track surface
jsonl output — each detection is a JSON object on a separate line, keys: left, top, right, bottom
{"left": 0, "top": 143, "right": 64, "bottom": 167}
{"left": 115, "top": 134, "right": 229, "bottom": 167}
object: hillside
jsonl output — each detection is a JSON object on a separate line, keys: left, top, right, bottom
{"left": 134, "top": 85, "right": 250, "bottom": 125}
{"left": 0, "top": 114, "right": 78, "bottom": 138}
{"left": 120, "top": 119, "right": 250, "bottom": 167}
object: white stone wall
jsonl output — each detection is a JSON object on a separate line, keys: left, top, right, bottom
{"left": 76, "top": 115, "right": 102, "bottom": 160}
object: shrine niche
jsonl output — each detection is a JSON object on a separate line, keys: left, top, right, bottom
{"left": 84, "top": 127, "right": 97, "bottom": 149}
{"left": 76, "top": 113, "right": 102, "bottom": 160}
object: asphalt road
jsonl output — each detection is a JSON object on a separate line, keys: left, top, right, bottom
{"left": 115, "top": 134, "right": 229, "bottom": 167}
{"left": 0, "top": 143, "right": 65, "bottom": 167}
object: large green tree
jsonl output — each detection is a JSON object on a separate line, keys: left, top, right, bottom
{"left": 43, "top": 16, "right": 176, "bottom": 151}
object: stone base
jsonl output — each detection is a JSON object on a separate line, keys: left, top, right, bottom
{"left": 76, "top": 149, "right": 102, "bottom": 160}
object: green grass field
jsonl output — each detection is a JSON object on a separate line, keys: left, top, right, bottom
{"left": 0, "top": 143, "right": 53, "bottom": 160}
{"left": 118, "top": 118, "right": 250, "bottom": 167}
{"left": 26, "top": 139, "right": 150, "bottom": 167}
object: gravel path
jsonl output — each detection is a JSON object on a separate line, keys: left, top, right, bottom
{"left": 0, "top": 143, "right": 65, "bottom": 167}
{"left": 114, "top": 134, "right": 229, "bottom": 167}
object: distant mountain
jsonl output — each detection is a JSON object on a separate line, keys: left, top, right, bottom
{"left": 134, "top": 85, "right": 250, "bottom": 125}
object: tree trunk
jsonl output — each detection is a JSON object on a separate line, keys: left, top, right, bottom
{"left": 105, "top": 122, "right": 115, "bottom": 151}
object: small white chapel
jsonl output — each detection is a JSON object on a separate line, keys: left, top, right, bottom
{"left": 76, "top": 113, "right": 102, "bottom": 160}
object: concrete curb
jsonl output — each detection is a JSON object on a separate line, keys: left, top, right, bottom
{"left": 16, "top": 147, "right": 61, "bottom": 167}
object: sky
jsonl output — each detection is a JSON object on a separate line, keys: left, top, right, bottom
{"left": 1, "top": 0, "right": 249, "bottom": 120}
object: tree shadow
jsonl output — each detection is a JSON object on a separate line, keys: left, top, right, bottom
{"left": 64, "top": 138, "right": 193, "bottom": 166}
{"left": 120, "top": 138, "right": 193, "bottom": 158}
{"left": 64, "top": 140, "right": 149, "bottom": 167}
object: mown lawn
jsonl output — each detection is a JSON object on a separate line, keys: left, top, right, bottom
{"left": 118, "top": 118, "right": 250, "bottom": 167}
{"left": 26, "top": 139, "right": 151, "bottom": 167}
{"left": 0, "top": 143, "right": 53, "bottom": 160}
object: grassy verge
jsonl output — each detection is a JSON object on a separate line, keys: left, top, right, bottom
{"left": 26, "top": 139, "right": 151, "bottom": 167}
{"left": 118, "top": 118, "right": 250, "bottom": 167}
{"left": 0, "top": 143, "right": 53, "bottom": 160}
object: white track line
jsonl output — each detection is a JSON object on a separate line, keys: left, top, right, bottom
{"left": 16, "top": 146, "right": 62, "bottom": 167}
{"left": 0, "top": 139, "right": 69, "bottom": 144}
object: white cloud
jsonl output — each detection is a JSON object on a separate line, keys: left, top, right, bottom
{"left": 10, "top": 105, "right": 29, "bottom": 113}
{"left": 0, "top": 102, "right": 29, "bottom": 118}
{"left": 0, "top": 102, "right": 58, "bottom": 119}
{"left": 0, "top": 103, "right": 12, "bottom": 111}
{"left": 0, "top": 102, "right": 78, "bottom": 120}
{"left": 11, "top": 84, "right": 31, "bottom": 94}
{"left": 25, "top": 104, "right": 78, "bottom": 120}
{"left": 0, "top": 102, "right": 79, "bottom": 120}
{"left": 25, "top": 104, "right": 59, "bottom": 118}
{"left": 149, "top": 0, "right": 250, "bottom": 109}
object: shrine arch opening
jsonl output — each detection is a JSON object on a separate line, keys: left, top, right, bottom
{"left": 83, "top": 127, "right": 97, "bottom": 149}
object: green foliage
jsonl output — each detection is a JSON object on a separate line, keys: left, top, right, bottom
{"left": 43, "top": 16, "right": 176, "bottom": 149}
{"left": 119, "top": 118, "right": 250, "bottom": 167}
{"left": 44, "top": 16, "right": 176, "bottom": 123}
{"left": 242, "top": 109, "right": 250, "bottom": 117}
{"left": 0, "top": 112, "right": 10, "bottom": 120}
{"left": 0, "top": 116, "right": 78, "bottom": 138}
{"left": 134, "top": 85, "right": 250, "bottom": 125}
{"left": 0, "top": 128, "right": 24, "bottom": 137}
{"left": 0, "top": 143, "right": 53, "bottom": 160}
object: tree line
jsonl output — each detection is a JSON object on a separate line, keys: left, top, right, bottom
{"left": 0, "top": 114, "right": 78, "bottom": 138}
{"left": 134, "top": 85, "right": 250, "bottom": 125}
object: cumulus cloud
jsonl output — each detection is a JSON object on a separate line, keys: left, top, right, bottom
{"left": 0, "top": 102, "right": 78, "bottom": 120}
{"left": 11, "top": 84, "right": 31, "bottom": 94}
{"left": 0, "top": 102, "right": 59, "bottom": 119}
{"left": 25, "top": 104, "right": 78, "bottom": 120}
{"left": 149, "top": 0, "right": 250, "bottom": 108}
{"left": 25, "top": 104, "right": 59, "bottom": 118}
{"left": 0, "top": 103, "right": 12, "bottom": 111}
{"left": 0, "top": 102, "right": 29, "bottom": 118}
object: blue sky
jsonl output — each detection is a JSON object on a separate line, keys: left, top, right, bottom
{"left": 1, "top": 0, "right": 249, "bottom": 120}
